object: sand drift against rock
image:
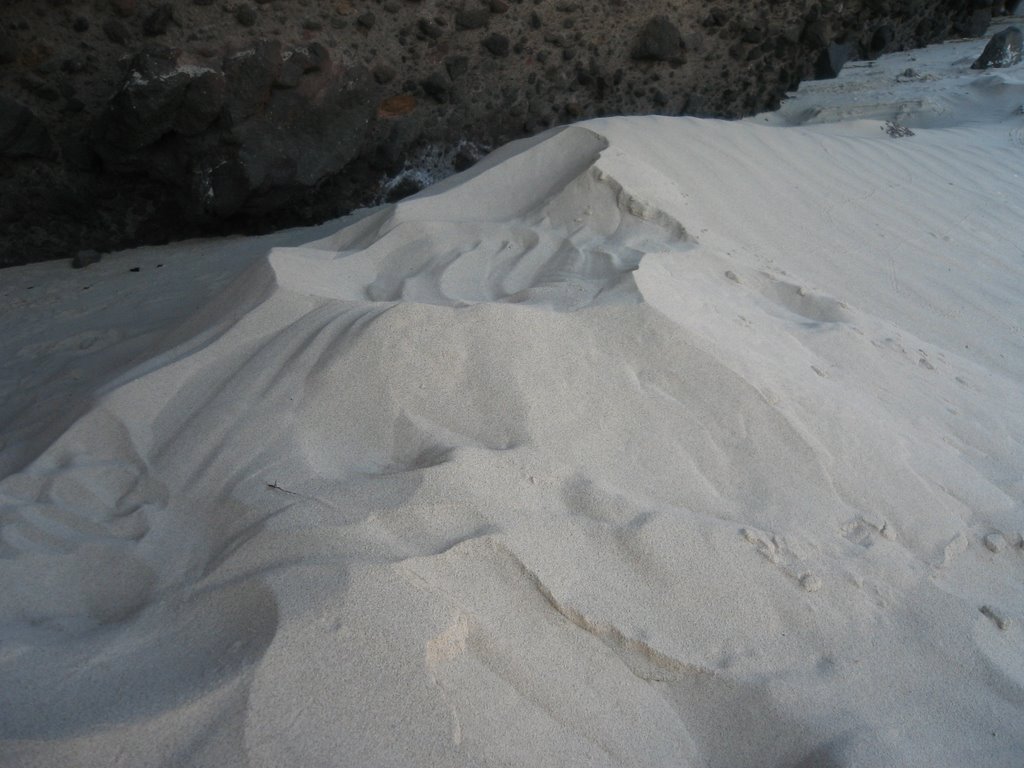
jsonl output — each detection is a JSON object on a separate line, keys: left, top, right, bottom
{"left": 0, "top": 0, "right": 998, "bottom": 265}
{"left": 1, "top": 27, "right": 1023, "bottom": 768}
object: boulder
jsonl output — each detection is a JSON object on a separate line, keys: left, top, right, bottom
{"left": 482, "top": 33, "right": 510, "bottom": 56}
{"left": 0, "top": 33, "right": 17, "bottom": 65}
{"left": 142, "top": 4, "right": 175, "bottom": 36}
{"left": 420, "top": 71, "right": 451, "bottom": 102}
{"left": 967, "top": 8, "right": 992, "bottom": 37}
{"left": 91, "top": 41, "right": 373, "bottom": 221}
{"left": 971, "top": 26, "right": 1023, "bottom": 68}
{"left": 455, "top": 9, "right": 489, "bottom": 30}
{"left": 174, "top": 69, "right": 227, "bottom": 135}
{"left": 869, "top": 25, "right": 895, "bottom": 56}
{"left": 109, "top": 0, "right": 136, "bottom": 17}
{"left": 213, "top": 71, "right": 373, "bottom": 215}
{"left": 816, "top": 40, "right": 855, "bottom": 78}
{"left": 417, "top": 19, "right": 444, "bottom": 39}
{"left": 631, "top": 16, "right": 683, "bottom": 62}
{"left": 94, "top": 48, "right": 194, "bottom": 152}
{"left": 223, "top": 41, "right": 282, "bottom": 124}
{"left": 236, "top": 5, "right": 258, "bottom": 27}
{"left": 103, "top": 19, "right": 131, "bottom": 45}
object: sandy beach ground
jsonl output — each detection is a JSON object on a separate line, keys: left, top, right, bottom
{"left": 1, "top": 21, "right": 1023, "bottom": 768}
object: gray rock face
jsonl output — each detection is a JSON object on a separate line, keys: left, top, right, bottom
{"left": 971, "top": 26, "right": 1023, "bottom": 69}
{"left": 0, "top": 0, "right": 987, "bottom": 266}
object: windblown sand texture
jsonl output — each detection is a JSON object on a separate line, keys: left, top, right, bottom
{"left": 1, "top": 26, "right": 1023, "bottom": 768}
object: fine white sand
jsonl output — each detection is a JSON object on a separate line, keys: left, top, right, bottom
{"left": 2, "top": 23, "right": 1023, "bottom": 768}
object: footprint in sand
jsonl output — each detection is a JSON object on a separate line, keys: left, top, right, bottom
{"left": 983, "top": 530, "right": 1024, "bottom": 554}
{"left": 841, "top": 516, "right": 897, "bottom": 549}
{"left": 16, "top": 328, "right": 123, "bottom": 360}
{"left": 742, "top": 527, "right": 823, "bottom": 592}
{"left": 1010, "top": 125, "right": 1024, "bottom": 150}
{"left": 754, "top": 274, "right": 851, "bottom": 326}
{"left": 937, "top": 531, "right": 970, "bottom": 569}
{"left": 872, "top": 336, "right": 907, "bottom": 356}
{"left": 983, "top": 532, "right": 1008, "bottom": 554}
{"left": 980, "top": 605, "right": 1012, "bottom": 631}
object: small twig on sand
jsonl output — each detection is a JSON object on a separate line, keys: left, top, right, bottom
{"left": 267, "top": 481, "right": 299, "bottom": 495}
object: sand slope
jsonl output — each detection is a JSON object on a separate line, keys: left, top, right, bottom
{"left": 1, "top": 26, "right": 1023, "bottom": 768}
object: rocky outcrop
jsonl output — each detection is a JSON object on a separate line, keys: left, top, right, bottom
{"left": 90, "top": 43, "right": 374, "bottom": 221}
{"left": 0, "top": 0, "right": 1009, "bottom": 266}
{"left": 971, "top": 25, "right": 1023, "bottom": 67}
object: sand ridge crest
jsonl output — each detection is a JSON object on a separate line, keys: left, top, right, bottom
{"left": 266, "top": 125, "right": 691, "bottom": 312}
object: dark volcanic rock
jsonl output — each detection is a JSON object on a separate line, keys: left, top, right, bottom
{"left": 18, "top": 74, "right": 60, "bottom": 103}
{"left": 482, "top": 33, "right": 510, "bottom": 57}
{"left": 967, "top": 8, "right": 993, "bottom": 37}
{"left": 455, "top": 9, "right": 490, "bottom": 30}
{"left": 420, "top": 71, "right": 451, "bottom": 102}
{"left": 91, "top": 42, "right": 372, "bottom": 224}
{"left": 417, "top": 18, "right": 444, "bottom": 40}
{"left": 0, "top": 97, "right": 55, "bottom": 158}
{"left": 175, "top": 69, "right": 227, "bottom": 135}
{"left": 971, "top": 26, "right": 1023, "bottom": 68}
{"left": 109, "top": 0, "right": 136, "bottom": 17}
{"left": 103, "top": 19, "right": 131, "bottom": 45}
{"left": 215, "top": 73, "right": 373, "bottom": 216}
{"left": 236, "top": 5, "right": 258, "bottom": 27}
{"left": 94, "top": 48, "right": 194, "bottom": 152}
{"left": 870, "top": 25, "right": 895, "bottom": 56}
{"left": 142, "top": 4, "right": 175, "bottom": 37}
{"left": 222, "top": 41, "right": 282, "bottom": 124}
{"left": 631, "top": 16, "right": 683, "bottom": 61}
{"left": 373, "top": 64, "right": 396, "bottom": 84}
{"left": 445, "top": 55, "right": 469, "bottom": 79}
{"left": 0, "top": 34, "right": 18, "bottom": 65}
{"left": 816, "top": 40, "right": 854, "bottom": 79}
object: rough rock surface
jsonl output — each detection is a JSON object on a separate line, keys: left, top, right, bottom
{"left": 0, "top": 0, "right": 1007, "bottom": 266}
{"left": 971, "top": 25, "right": 1023, "bottom": 67}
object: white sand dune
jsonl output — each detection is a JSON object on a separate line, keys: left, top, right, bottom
{"left": 1, "top": 24, "right": 1023, "bottom": 768}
